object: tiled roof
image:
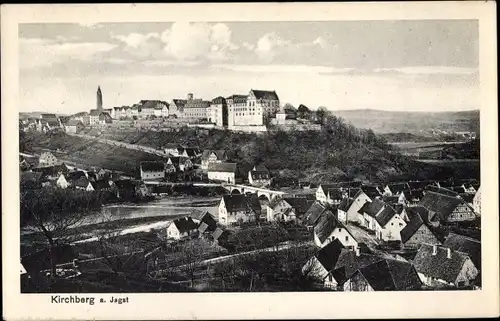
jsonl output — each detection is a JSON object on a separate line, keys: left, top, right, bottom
{"left": 443, "top": 233, "right": 481, "bottom": 270}
{"left": 213, "top": 227, "right": 230, "bottom": 240}
{"left": 137, "top": 100, "right": 169, "bottom": 110}
{"left": 425, "top": 185, "right": 459, "bottom": 197}
{"left": 172, "top": 99, "right": 188, "bottom": 109}
{"left": 355, "top": 259, "right": 422, "bottom": 290}
{"left": 382, "top": 195, "right": 400, "bottom": 204}
{"left": 185, "top": 99, "right": 210, "bottom": 109}
{"left": 327, "top": 188, "right": 343, "bottom": 200}
{"left": 66, "top": 170, "right": 87, "bottom": 181}
{"left": 338, "top": 198, "right": 354, "bottom": 211}
{"left": 358, "top": 198, "right": 385, "bottom": 217}
{"left": 226, "top": 94, "right": 248, "bottom": 103}
{"left": 211, "top": 96, "right": 226, "bottom": 104}
{"left": 419, "top": 191, "right": 467, "bottom": 222}
{"left": 405, "top": 206, "right": 431, "bottom": 222}
{"left": 386, "top": 183, "right": 410, "bottom": 195}
{"left": 331, "top": 250, "right": 383, "bottom": 284}
{"left": 190, "top": 209, "right": 212, "bottom": 221}
{"left": 356, "top": 185, "right": 381, "bottom": 199}
{"left": 208, "top": 162, "right": 237, "bottom": 173}
{"left": 74, "top": 177, "right": 92, "bottom": 188}
{"left": 412, "top": 244, "right": 471, "bottom": 284}
{"left": 222, "top": 194, "right": 261, "bottom": 214}
{"left": 89, "top": 109, "right": 101, "bottom": 116}
{"left": 407, "top": 181, "right": 430, "bottom": 191}
{"left": 304, "top": 201, "right": 327, "bottom": 226}
{"left": 140, "top": 161, "right": 165, "bottom": 172}
{"left": 173, "top": 217, "right": 198, "bottom": 233}
{"left": 250, "top": 89, "right": 279, "bottom": 100}
{"left": 66, "top": 119, "right": 83, "bottom": 126}
{"left": 400, "top": 212, "right": 427, "bottom": 243}
{"left": 375, "top": 205, "right": 397, "bottom": 227}
{"left": 201, "top": 149, "right": 227, "bottom": 161}
{"left": 314, "top": 211, "right": 353, "bottom": 244}
{"left": 314, "top": 239, "right": 345, "bottom": 271}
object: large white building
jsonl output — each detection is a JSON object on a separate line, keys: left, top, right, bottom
{"left": 226, "top": 89, "right": 280, "bottom": 129}
{"left": 207, "top": 162, "right": 237, "bottom": 184}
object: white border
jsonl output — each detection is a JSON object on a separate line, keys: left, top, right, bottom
{"left": 2, "top": 2, "right": 498, "bottom": 320}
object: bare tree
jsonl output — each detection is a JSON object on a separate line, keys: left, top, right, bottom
{"left": 177, "top": 240, "right": 206, "bottom": 287}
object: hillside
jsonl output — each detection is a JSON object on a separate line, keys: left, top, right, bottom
{"left": 331, "top": 109, "right": 479, "bottom": 135}
{"left": 51, "top": 118, "right": 479, "bottom": 183}
{"left": 20, "top": 131, "right": 165, "bottom": 176}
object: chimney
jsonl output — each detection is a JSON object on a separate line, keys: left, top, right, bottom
{"left": 432, "top": 245, "right": 437, "bottom": 255}
{"left": 187, "top": 93, "right": 193, "bottom": 101}
{"left": 447, "top": 248, "right": 452, "bottom": 259}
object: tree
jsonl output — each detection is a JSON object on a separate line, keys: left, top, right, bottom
{"left": 20, "top": 188, "right": 95, "bottom": 276}
{"left": 283, "top": 103, "right": 296, "bottom": 113}
{"left": 316, "top": 106, "right": 328, "bottom": 124}
{"left": 177, "top": 240, "right": 206, "bottom": 287}
{"left": 297, "top": 104, "right": 311, "bottom": 119}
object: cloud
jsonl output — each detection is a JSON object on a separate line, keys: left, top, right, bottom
{"left": 212, "top": 64, "right": 353, "bottom": 74}
{"left": 19, "top": 37, "right": 117, "bottom": 69}
{"left": 112, "top": 32, "right": 160, "bottom": 48}
{"left": 255, "top": 32, "right": 290, "bottom": 61}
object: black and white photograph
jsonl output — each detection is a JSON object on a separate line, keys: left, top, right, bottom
{"left": 2, "top": 2, "right": 499, "bottom": 320}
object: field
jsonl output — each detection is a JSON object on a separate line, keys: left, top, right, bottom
{"left": 333, "top": 109, "right": 479, "bottom": 134}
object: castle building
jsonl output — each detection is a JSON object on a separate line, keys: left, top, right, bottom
{"left": 226, "top": 89, "right": 280, "bottom": 129}
{"left": 209, "top": 96, "right": 228, "bottom": 127}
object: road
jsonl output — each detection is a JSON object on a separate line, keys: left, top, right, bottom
{"left": 67, "top": 132, "right": 168, "bottom": 158}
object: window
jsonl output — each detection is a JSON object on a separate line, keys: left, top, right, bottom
{"left": 338, "top": 228, "right": 341, "bottom": 232}
{"left": 345, "top": 236, "right": 349, "bottom": 241}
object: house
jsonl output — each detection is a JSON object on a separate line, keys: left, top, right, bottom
{"left": 55, "top": 173, "right": 70, "bottom": 189}
{"left": 163, "top": 144, "right": 182, "bottom": 156}
{"left": 407, "top": 181, "right": 430, "bottom": 192}
{"left": 248, "top": 164, "right": 271, "bottom": 187}
{"left": 343, "top": 258, "right": 422, "bottom": 291}
{"left": 38, "top": 152, "right": 58, "bottom": 167}
{"left": 383, "top": 183, "right": 410, "bottom": 196}
{"left": 64, "top": 119, "right": 85, "bottom": 133}
{"left": 208, "top": 162, "right": 237, "bottom": 184}
{"left": 473, "top": 186, "right": 481, "bottom": 214}
{"left": 167, "top": 156, "right": 193, "bottom": 172}
{"left": 200, "top": 150, "right": 227, "bottom": 171}
{"left": 337, "top": 198, "right": 354, "bottom": 223}
{"left": 313, "top": 211, "right": 358, "bottom": 249}
{"left": 266, "top": 196, "right": 313, "bottom": 222}
{"left": 419, "top": 191, "right": 477, "bottom": 224}
{"left": 443, "top": 233, "right": 481, "bottom": 271}
{"left": 33, "top": 164, "right": 69, "bottom": 181}
{"left": 424, "top": 185, "right": 459, "bottom": 197}
{"left": 170, "top": 99, "right": 188, "bottom": 117}
{"left": 400, "top": 207, "right": 442, "bottom": 249}
{"left": 412, "top": 244, "right": 479, "bottom": 288}
{"left": 208, "top": 96, "right": 228, "bottom": 126}
{"left": 212, "top": 227, "right": 231, "bottom": 245}
{"left": 315, "top": 184, "right": 345, "bottom": 205}
{"left": 140, "top": 161, "right": 165, "bottom": 180}
{"left": 302, "top": 239, "right": 345, "bottom": 281}
{"left": 189, "top": 209, "right": 217, "bottom": 232}
{"left": 181, "top": 94, "right": 210, "bottom": 121}
{"left": 346, "top": 185, "right": 381, "bottom": 224}
{"left": 74, "top": 177, "right": 94, "bottom": 191}
{"left": 93, "top": 179, "right": 115, "bottom": 192}
{"left": 114, "top": 179, "right": 138, "bottom": 199}
{"left": 166, "top": 217, "right": 198, "bottom": 240}
{"left": 359, "top": 201, "right": 407, "bottom": 241}
{"left": 382, "top": 194, "right": 407, "bottom": 206}
{"left": 358, "top": 198, "right": 385, "bottom": 229}
{"left": 303, "top": 201, "right": 329, "bottom": 229}
{"left": 247, "top": 89, "right": 280, "bottom": 118}
{"left": 66, "top": 170, "right": 88, "bottom": 182}
{"left": 98, "top": 112, "right": 113, "bottom": 124}
{"left": 218, "top": 194, "right": 261, "bottom": 225}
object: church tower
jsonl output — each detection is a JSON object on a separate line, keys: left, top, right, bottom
{"left": 96, "top": 86, "right": 103, "bottom": 111}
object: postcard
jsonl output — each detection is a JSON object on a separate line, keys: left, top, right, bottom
{"left": 2, "top": 2, "right": 498, "bottom": 320}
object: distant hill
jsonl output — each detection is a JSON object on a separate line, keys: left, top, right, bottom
{"left": 330, "top": 109, "right": 480, "bottom": 135}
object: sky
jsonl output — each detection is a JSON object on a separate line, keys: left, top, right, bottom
{"left": 19, "top": 20, "right": 479, "bottom": 114}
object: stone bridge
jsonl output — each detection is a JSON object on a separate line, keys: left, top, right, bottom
{"left": 222, "top": 184, "right": 286, "bottom": 201}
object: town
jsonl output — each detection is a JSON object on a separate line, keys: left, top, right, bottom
{"left": 19, "top": 85, "right": 481, "bottom": 293}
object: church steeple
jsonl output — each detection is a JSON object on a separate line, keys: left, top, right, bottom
{"left": 96, "top": 86, "right": 103, "bottom": 111}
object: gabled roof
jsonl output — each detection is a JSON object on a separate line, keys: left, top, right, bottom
{"left": 326, "top": 188, "right": 343, "bottom": 200}
{"left": 405, "top": 205, "right": 431, "bottom": 223}
{"left": 443, "top": 233, "right": 481, "bottom": 270}
{"left": 201, "top": 149, "right": 227, "bottom": 161}
{"left": 314, "top": 239, "right": 345, "bottom": 271}
{"left": 172, "top": 217, "right": 198, "bottom": 233}
{"left": 400, "top": 211, "right": 431, "bottom": 244}
{"left": 250, "top": 89, "right": 279, "bottom": 100}
{"left": 314, "top": 211, "right": 354, "bottom": 244}
{"left": 283, "top": 197, "right": 312, "bottom": 216}
{"left": 221, "top": 194, "right": 261, "bottom": 214}
{"left": 213, "top": 227, "right": 230, "bottom": 240}
{"left": 198, "top": 222, "right": 210, "bottom": 233}
{"left": 185, "top": 99, "right": 210, "bottom": 109}
{"left": 253, "top": 164, "right": 268, "bottom": 172}
{"left": 190, "top": 209, "right": 212, "bottom": 221}
{"left": 208, "top": 162, "right": 237, "bottom": 173}
{"left": 386, "top": 183, "right": 410, "bottom": 195}
{"left": 250, "top": 170, "right": 270, "bottom": 180}
{"left": 140, "top": 161, "right": 165, "bottom": 172}
{"left": 425, "top": 185, "right": 459, "bottom": 197}
{"left": 419, "top": 191, "right": 471, "bottom": 221}
{"left": 74, "top": 177, "right": 92, "bottom": 188}
{"left": 184, "top": 148, "right": 197, "bottom": 157}
{"left": 355, "top": 185, "right": 381, "bottom": 199}
{"left": 358, "top": 198, "right": 385, "bottom": 217}
{"left": 137, "top": 100, "right": 169, "bottom": 110}
{"left": 211, "top": 96, "right": 226, "bottom": 104}
{"left": 226, "top": 94, "right": 248, "bottom": 103}
{"left": 66, "top": 119, "right": 84, "bottom": 126}
{"left": 331, "top": 250, "right": 383, "bottom": 284}
{"left": 93, "top": 179, "right": 112, "bottom": 190}
{"left": 355, "top": 259, "right": 421, "bottom": 291}
{"left": 412, "top": 244, "right": 472, "bottom": 284}
{"left": 172, "top": 99, "right": 188, "bottom": 109}
{"left": 375, "top": 205, "right": 397, "bottom": 227}
{"left": 338, "top": 197, "right": 354, "bottom": 212}
{"left": 304, "top": 201, "right": 327, "bottom": 226}
{"left": 407, "top": 181, "right": 430, "bottom": 191}
{"left": 66, "top": 170, "right": 87, "bottom": 181}
{"left": 382, "top": 195, "right": 400, "bottom": 204}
